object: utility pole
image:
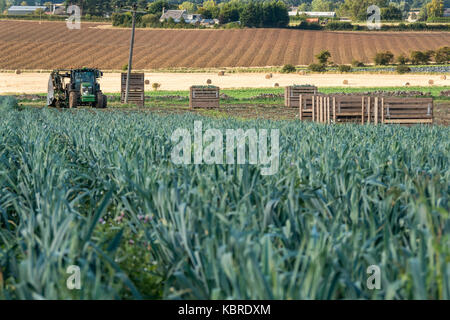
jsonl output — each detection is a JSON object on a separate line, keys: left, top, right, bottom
{"left": 120, "top": 3, "right": 146, "bottom": 103}
{"left": 125, "top": 6, "right": 136, "bottom": 103}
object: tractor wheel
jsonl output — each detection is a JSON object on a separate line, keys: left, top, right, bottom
{"left": 69, "top": 91, "right": 77, "bottom": 108}
{"left": 102, "top": 94, "right": 107, "bottom": 108}
{"left": 96, "top": 92, "right": 106, "bottom": 108}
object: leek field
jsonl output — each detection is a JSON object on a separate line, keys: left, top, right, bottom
{"left": 0, "top": 96, "right": 449, "bottom": 300}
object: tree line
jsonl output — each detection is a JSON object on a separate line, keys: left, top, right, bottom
{"left": 111, "top": 0, "right": 290, "bottom": 28}
{"left": 1, "top": 0, "right": 449, "bottom": 24}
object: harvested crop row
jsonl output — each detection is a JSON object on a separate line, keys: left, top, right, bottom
{"left": 0, "top": 20, "right": 449, "bottom": 69}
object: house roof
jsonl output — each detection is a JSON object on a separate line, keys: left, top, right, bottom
{"left": 160, "top": 10, "right": 186, "bottom": 21}
{"left": 289, "top": 11, "right": 336, "bottom": 17}
{"left": 8, "top": 6, "right": 47, "bottom": 11}
{"left": 53, "top": 6, "right": 66, "bottom": 15}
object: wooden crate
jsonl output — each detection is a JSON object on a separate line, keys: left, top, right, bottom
{"left": 285, "top": 85, "right": 318, "bottom": 107}
{"left": 298, "top": 94, "right": 314, "bottom": 121}
{"left": 310, "top": 94, "right": 332, "bottom": 123}
{"left": 331, "top": 95, "right": 365, "bottom": 123}
{"left": 381, "top": 97, "right": 433, "bottom": 124}
{"left": 190, "top": 86, "right": 219, "bottom": 108}
{"left": 121, "top": 73, "right": 145, "bottom": 107}
{"left": 362, "top": 96, "right": 383, "bottom": 125}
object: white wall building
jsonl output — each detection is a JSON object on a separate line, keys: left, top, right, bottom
{"left": 288, "top": 11, "right": 336, "bottom": 18}
{"left": 7, "top": 5, "right": 47, "bottom": 15}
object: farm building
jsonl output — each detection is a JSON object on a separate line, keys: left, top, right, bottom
{"left": 159, "top": 9, "right": 217, "bottom": 25}
{"left": 159, "top": 9, "right": 188, "bottom": 23}
{"left": 185, "top": 13, "right": 203, "bottom": 24}
{"left": 200, "top": 18, "right": 219, "bottom": 25}
{"left": 7, "top": 5, "right": 47, "bottom": 15}
{"left": 306, "top": 18, "right": 319, "bottom": 23}
{"left": 52, "top": 4, "right": 66, "bottom": 15}
{"left": 444, "top": 8, "right": 450, "bottom": 17}
{"left": 288, "top": 11, "right": 336, "bottom": 18}
{"left": 407, "top": 10, "right": 421, "bottom": 22}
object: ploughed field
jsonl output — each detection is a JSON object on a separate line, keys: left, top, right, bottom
{"left": 1, "top": 20, "right": 450, "bottom": 69}
{"left": 0, "top": 96, "right": 449, "bottom": 299}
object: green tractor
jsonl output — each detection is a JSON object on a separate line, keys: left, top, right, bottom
{"left": 47, "top": 68, "right": 107, "bottom": 108}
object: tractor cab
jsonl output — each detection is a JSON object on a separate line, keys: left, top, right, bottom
{"left": 70, "top": 69, "right": 102, "bottom": 103}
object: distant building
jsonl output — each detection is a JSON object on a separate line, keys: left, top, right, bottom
{"left": 7, "top": 5, "right": 47, "bottom": 15}
{"left": 159, "top": 9, "right": 215, "bottom": 25}
{"left": 407, "top": 10, "right": 420, "bottom": 22}
{"left": 289, "top": 11, "right": 336, "bottom": 18}
{"left": 159, "top": 9, "right": 187, "bottom": 23}
{"left": 200, "top": 18, "right": 219, "bottom": 26}
{"left": 52, "top": 4, "right": 66, "bottom": 15}
{"left": 444, "top": 8, "right": 450, "bottom": 17}
{"left": 185, "top": 13, "right": 203, "bottom": 24}
{"left": 306, "top": 18, "right": 319, "bottom": 23}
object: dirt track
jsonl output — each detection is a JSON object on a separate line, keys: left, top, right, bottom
{"left": 1, "top": 72, "right": 449, "bottom": 94}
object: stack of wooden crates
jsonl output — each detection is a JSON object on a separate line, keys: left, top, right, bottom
{"left": 190, "top": 86, "right": 220, "bottom": 108}
{"left": 297, "top": 94, "right": 433, "bottom": 125}
{"left": 284, "top": 85, "right": 318, "bottom": 121}
{"left": 121, "top": 73, "right": 145, "bottom": 107}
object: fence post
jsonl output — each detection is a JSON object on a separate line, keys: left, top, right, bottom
{"left": 430, "top": 100, "right": 434, "bottom": 124}
{"left": 299, "top": 95, "right": 303, "bottom": 120}
{"left": 333, "top": 96, "right": 336, "bottom": 123}
{"left": 319, "top": 96, "right": 322, "bottom": 123}
{"left": 361, "top": 96, "right": 365, "bottom": 124}
{"left": 312, "top": 95, "right": 315, "bottom": 122}
{"left": 327, "top": 96, "right": 330, "bottom": 124}
{"left": 284, "top": 87, "right": 288, "bottom": 107}
{"left": 374, "top": 97, "right": 379, "bottom": 124}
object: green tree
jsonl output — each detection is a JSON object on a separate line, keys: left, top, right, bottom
{"left": 64, "top": 0, "right": 113, "bottom": 16}
{"left": 339, "top": 0, "right": 389, "bottom": 21}
{"left": 203, "top": 0, "right": 217, "bottom": 11}
{"left": 147, "top": 0, "right": 172, "bottom": 15}
{"left": 315, "top": 50, "right": 331, "bottom": 64}
{"left": 137, "top": 0, "right": 149, "bottom": 10}
{"left": 297, "top": 3, "right": 310, "bottom": 12}
{"left": 426, "top": 0, "right": 444, "bottom": 18}
{"left": 179, "top": 1, "right": 196, "bottom": 13}
{"left": 381, "top": 3, "right": 402, "bottom": 20}
{"left": 202, "top": 0, "right": 220, "bottom": 18}
{"left": 240, "top": 1, "right": 262, "bottom": 27}
{"left": 281, "top": 64, "right": 296, "bottom": 73}
{"left": 396, "top": 54, "right": 409, "bottom": 64}
{"left": 374, "top": 51, "right": 394, "bottom": 65}
{"left": 0, "top": 0, "right": 7, "bottom": 13}
{"left": 262, "top": 1, "right": 289, "bottom": 28}
{"left": 141, "top": 13, "right": 160, "bottom": 27}
{"left": 434, "top": 46, "right": 450, "bottom": 64}
{"left": 311, "top": 0, "right": 333, "bottom": 12}
{"left": 410, "top": 50, "right": 433, "bottom": 64}
{"left": 218, "top": 1, "right": 240, "bottom": 24}
{"left": 196, "top": 0, "right": 219, "bottom": 19}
